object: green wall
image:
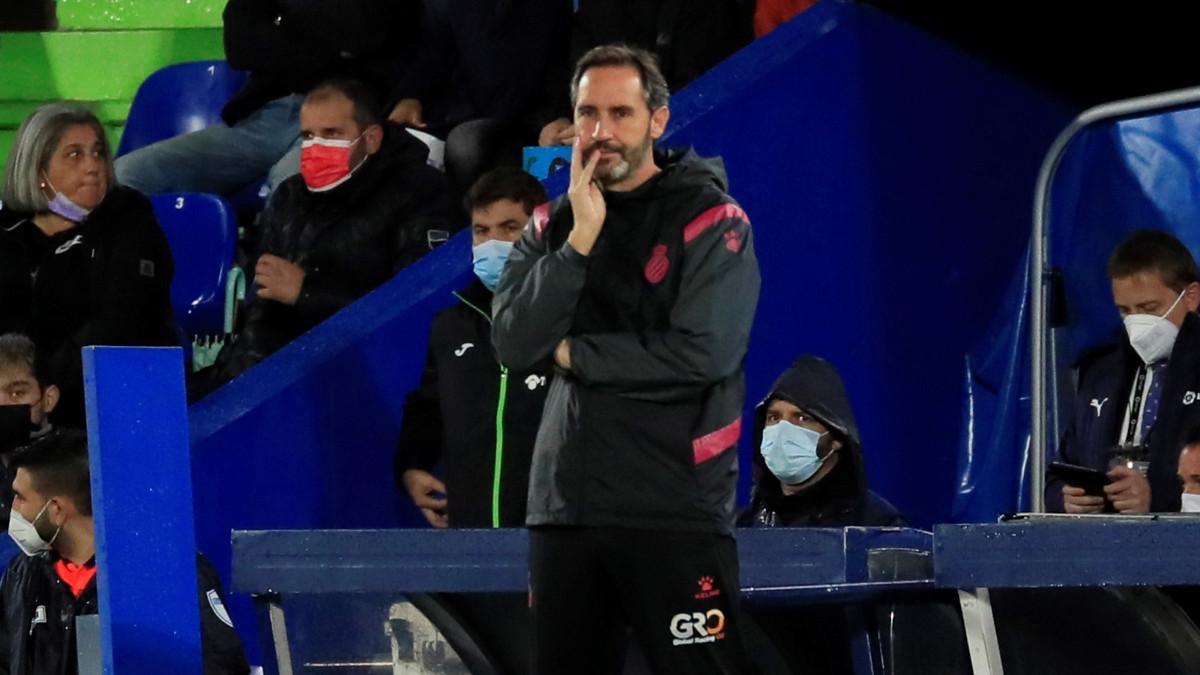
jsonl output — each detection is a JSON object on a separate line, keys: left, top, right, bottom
{"left": 0, "top": 0, "right": 226, "bottom": 167}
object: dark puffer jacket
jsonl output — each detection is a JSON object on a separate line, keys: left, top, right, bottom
{"left": 739, "top": 355, "right": 905, "bottom": 528}
{"left": 211, "top": 124, "right": 447, "bottom": 382}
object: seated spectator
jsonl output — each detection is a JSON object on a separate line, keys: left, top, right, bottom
{"left": 199, "top": 80, "right": 448, "bottom": 389}
{"left": 115, "top": 0, "right": 420, "bottom": 198}
{"left": 388, "top": 0, "right": 570, "bottom": 224}
{"left": 395, "top": 168, "right": 550, "bottom": 528}
{"left": 1179, "top": 437, "right": 1200, "bottom": 513}
{"left": 1048, "top": 230, "right": 1200, "bottom": 514}
{"left": 535, "top": 0, "right": 753, "bottom": 147}
{"left": 0, "top": 430, "right": 250, "bottom": 674}
{"left": 0, "top": 333, "right": 60, "bottom": 528}
{"left": 0, "top": 103, "right": 176, "bottom": 427}
{"left": 740, "top": 355, "right": 904, "bottom": 527}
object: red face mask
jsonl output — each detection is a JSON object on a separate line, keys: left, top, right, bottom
{"left": 300, "top": 134, "right": 365, "bottom": 192}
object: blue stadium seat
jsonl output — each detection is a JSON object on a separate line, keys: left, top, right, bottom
{"left": 149, "top": 193, "right": 245, "bottom": 343}
{"left": 116, "top": 60, "right": 248, "bottom": 157}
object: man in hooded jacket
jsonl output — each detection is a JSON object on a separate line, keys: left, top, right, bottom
{"left": 739, "top": 355, "right": 904, "bottom": 528}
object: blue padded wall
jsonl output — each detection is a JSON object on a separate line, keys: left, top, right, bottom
{"left": 188, "top": 1, "right": 1071, "bottom": 657}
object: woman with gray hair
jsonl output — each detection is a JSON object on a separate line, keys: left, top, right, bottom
{"left": 0, "top": 103, "right": 175, "bottom": 427}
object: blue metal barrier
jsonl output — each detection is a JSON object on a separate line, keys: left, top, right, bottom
{"left": 936, "top": 516, "right": 1200, "bottom": 588}
{"left": 231, "top": 527, "right": 934, "bottom": 598}
{"left": 84, "top": 347, "right": 201, "bottom": 675}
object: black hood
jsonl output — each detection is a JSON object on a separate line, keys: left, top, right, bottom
{"left": 654, "top": 146, "right": 729, "bottom": 194}
{"left": 747, "top": 355, "right": 869, "bottom": 525}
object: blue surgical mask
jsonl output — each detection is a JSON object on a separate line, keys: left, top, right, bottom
{"left": 472, "top": 239, "right": 514, "bottom": 291}
{"left": 43, "top": 175, "right": 92, "bottom": 223}
{"left": 760, "top": 421, "right": 827, "bottom": 486}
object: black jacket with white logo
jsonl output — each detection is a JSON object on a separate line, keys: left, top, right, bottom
{"left": 1047, "top": 312, "right": 1200, "bottom": 512}
{"left": 0, "top": 187, "right": 176, "bottom": 427}
{"left": 394, "top": 281, "right": 551, "bottom": 528}
{"left": 492, "top": 148, "right": 760, "bottom": 535}
{"left": 0, "top": 552, "right": 248, "bottom": 675}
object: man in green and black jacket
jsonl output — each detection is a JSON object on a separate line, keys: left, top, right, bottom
{"left": 395, "top": 168, "right": 551, "bottom": 529}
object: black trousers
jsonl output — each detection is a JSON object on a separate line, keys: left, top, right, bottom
{"left": 529, "top": 526, "right": 751, "bottom": 675}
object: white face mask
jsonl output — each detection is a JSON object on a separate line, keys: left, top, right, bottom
{"left": 1182, "top": 493, "right": 1200, "bottom": 513}
{"left": 1123, "top": 290, "right": 1185, "bottom": 364}
{"left": 7, "top": 499, "right": 60, "bottom": 557}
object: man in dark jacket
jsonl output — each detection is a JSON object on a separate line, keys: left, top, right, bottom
{"left": 203, "top": 79, "right": 447, "bottom": 387}
{"left": 388, "top": 0, "right": 571, "bottom": 222}
{"left": 739, "top": 355, "right": 904, "bottom": 528}
{"left": 395, "top": 168, "right": 550, "bottom": 529}
{"left": 493, "top": 45, "right": 758, "bottom": 675}
{"left": 0, "top": 430, "right": 249, "bottom": 675}
{"left": 1048, "top": 230, "right": 1200, "bottom": 513}
{"left": 115, "top": 0, "right": 420, "bottom": 197}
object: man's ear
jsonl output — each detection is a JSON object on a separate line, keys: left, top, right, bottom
{"left": 649, "top": 106, "right": 670, "bottom": 140}
{"left": 41, "top": 385, "right": 60, "bottom": 415}
{"left": 1185, "top": 281, "right": 1200, "bottom": 313}
{"left": 364, "top": 123, "right": 385, "bottom": 155}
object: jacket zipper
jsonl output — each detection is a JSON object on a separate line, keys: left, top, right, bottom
{"left": 454, "top": 292, "right": 508, "bottom": 528}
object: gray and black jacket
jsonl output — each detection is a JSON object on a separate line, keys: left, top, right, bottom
{"left": 492, "top": 147, "right": 760, "bottom": 535}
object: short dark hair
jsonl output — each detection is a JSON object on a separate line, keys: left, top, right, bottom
{"left": 303, "top": 79, "right": 382, "bottom": 130}
{"left": 1107, "top": 230, "right": 1200, "bottom": 292}
{"left": 10, "top": 429, "right": 92, "bottom": 516}
{"left": 463, "top": 168, "right": 548, "bottom": 215}
{"left": 570, "top": 44, "right": 670, "bottom": 111}
{"left": 0, "top": 333, "right": 50, "bottom": 388}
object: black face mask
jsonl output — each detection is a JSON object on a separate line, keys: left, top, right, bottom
{"left": 0, "top": 405, "right": 36, "bottom": 456}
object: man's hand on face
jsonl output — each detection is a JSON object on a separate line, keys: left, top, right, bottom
{"left": 1062, "top": 485, "right": 1105, "bottom": 514}
{"left": 538, "top": 118, "right": 576, "bottom": 147}
{"left": 388, "top": 98, "right": 426, "bottom": 128}
{"left": 254, "top": 254, "right": 305, "bottom": 305}
{"left": 1105, "top": 465, "right": 1152, "bottom": 513}
{"left": 402, "top": 469, "right": 449, "bottom": 528}
{"left": 566, "top": 132, "right": 605, "bottom": 256}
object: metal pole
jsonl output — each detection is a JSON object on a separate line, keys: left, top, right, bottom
{"left": 1030, "top": 86, "right": 1200, "bottom": 512}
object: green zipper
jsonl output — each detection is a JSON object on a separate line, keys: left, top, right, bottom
{"left": 454, "top": 292, "right": 508, "bottom": 529}
{"left": 493, "top": 367, "right": 509, "bottom": 528}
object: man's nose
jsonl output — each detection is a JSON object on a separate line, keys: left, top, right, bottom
{"left": 591, "top": 119, "right": 612, "bottom": 140}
